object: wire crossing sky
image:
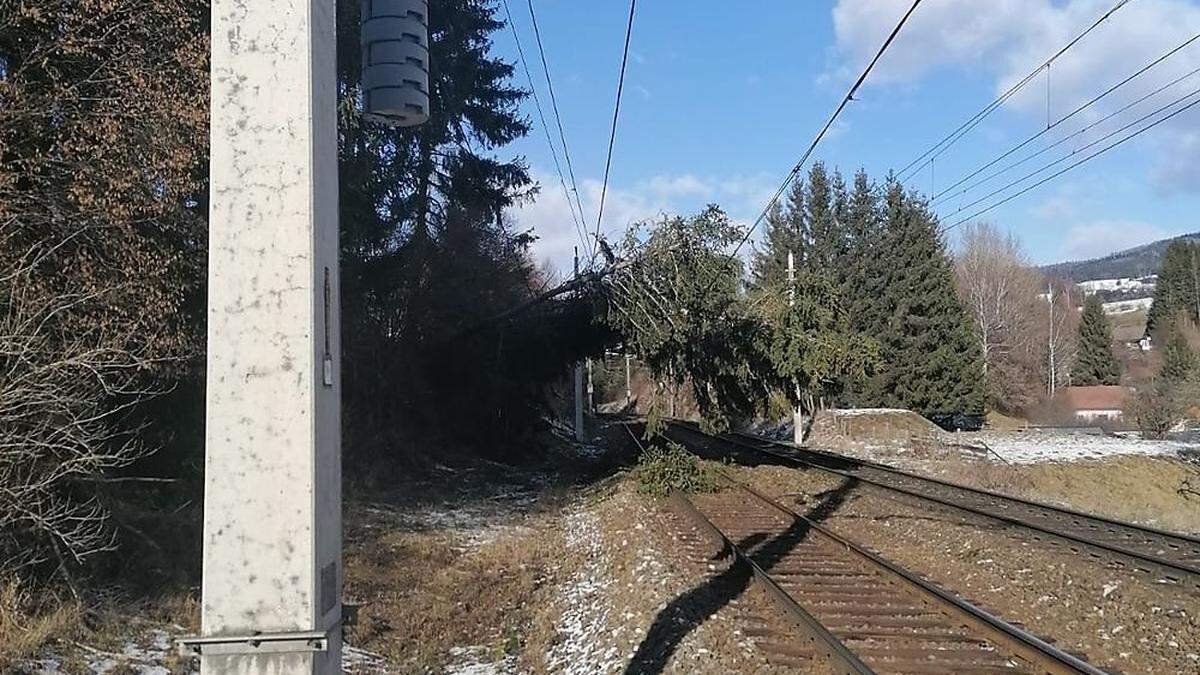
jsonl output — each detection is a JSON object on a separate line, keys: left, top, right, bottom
{"left": 500, "top": 0, "right": 1200, "bottom": 274}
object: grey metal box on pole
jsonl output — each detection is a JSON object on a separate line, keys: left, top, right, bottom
{"left": 361, "top": 0, "right": 430, "bottom": 127}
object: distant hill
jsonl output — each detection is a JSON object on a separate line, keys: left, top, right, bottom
{"left": 1042, "top": 232, "right": 1200, "bottom": 282}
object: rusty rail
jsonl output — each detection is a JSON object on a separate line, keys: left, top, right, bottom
{"left": 625, "top": 422, "right": 1105, "bottom": 673}
{"left": 666, "top": 420, "right": 1200, "bottom": 592}
{"left": 672, "top": 478, "right": 1105, "bottom": 674}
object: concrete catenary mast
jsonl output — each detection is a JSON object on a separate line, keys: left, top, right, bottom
{"left": 186, "top": 1, "right": 428, "bottom": 672}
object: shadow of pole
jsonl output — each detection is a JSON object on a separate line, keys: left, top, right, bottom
{"left": 622, "top": 477, "right": 859, "bottom": 675}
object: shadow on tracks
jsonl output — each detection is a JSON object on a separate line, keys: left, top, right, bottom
{"left": 622, "top": 476, "right": 859, "bottom": 675}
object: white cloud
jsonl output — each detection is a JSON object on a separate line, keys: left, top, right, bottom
{"left": 1059, "top": 220, "right": 1171, "bottom": 259}
{"left": 831, "top": 0, "right": 1200, "bottom": 191}
{"left": 511, "top": 169, "right": 778, "bottom": 274}
{"left": 1152, "top": 127, "right": 1200, "bottom": 193}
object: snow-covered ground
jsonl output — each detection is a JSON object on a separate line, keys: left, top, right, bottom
{"left": 980, "top": 431, "right": 1195, "bottom": 464}
{"left": 1102, "top": 297, "right": 1154, "bottom": 315}
{"left": 830, "top": 407, "right": 913, "bottom": 417}
{"left": 543, "top": 508, "right": 621, "bottom": 674}
{"left": 23, "top": 629, "right": 177, "bottom": 674}
{"left": 1078, "top": 276, "right": 1156, "bottom": 295}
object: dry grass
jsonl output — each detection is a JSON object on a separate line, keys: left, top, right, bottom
{"left": 881, "top": 452, "right": 1200, "bottom": 534}
{"left": 0, "top": 582, "right": 84, "bottom": 671}
{"left": 343, "top": 502, "right": 566, "bottom": 672}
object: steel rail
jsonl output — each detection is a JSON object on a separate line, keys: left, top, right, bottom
{"left": 620, "top": 423, "right": 873, "bottom": 673}
{"left": 627, "top": 422, "right": 1104, "bottom": 673}
{"left": 729, "top": 427, "right": 1200, "bottom": 547}
{"left": 665, "top": 421, "right": 1200, "bottom": 592}
{"left": 671, "top": 493, "right": 876, "bottom": 674}
{"left": 727, "top": 478, "right": 1105, "bottom": 675}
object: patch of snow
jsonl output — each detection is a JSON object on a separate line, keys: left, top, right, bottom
{"left": 981, "top": 431, "right": 1195, "bottom": 464}
{"left": 344, "top": 645, "right": 389, "bottom": 673}
{"left": 544, "top": 508, "right": 622, "bottom": 674}
{"left": 1077, "top": 277, "right": 1156, "bottom": 295}
{"left": 444, "top": 646, "right": 517, "bottom": 675}
{"left": 1102, "top": 297, "right": 1154, "bottom": 315}
{"left": 828, "top": 408, "right": 913, "bottom": 417}
{"left": 25, "top": 629, "right": 180, "bottom": 674}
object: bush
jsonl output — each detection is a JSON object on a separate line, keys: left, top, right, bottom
{"left": 633, "top": 442, "right": 721, "bottom": 496}
{"left": 1124, "top": 380, "right": 1182, "bottom": 440}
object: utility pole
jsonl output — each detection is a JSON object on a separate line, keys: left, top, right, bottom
{"left": 1047, "top": 281, "right": 1057, "bottom": 398}
{"left": 192, "top": 0, "right": 346, "bottom": 670}
{"left": 190, "top": 1, "right": 429, "bottom": 671}
{"left": 625, "top": 353, "right": 633, "bottom": 408}
{"left": 788, "top": 251, "right": 804, "bottom": 446}
{"left": 587, "top": 358, "right": 594, "bottom": 413}
{"left": 668, "top": 364, "right": 677, "bottom": 418}
{"left": 574, "top": 248, "right": 585, "bottom": 441}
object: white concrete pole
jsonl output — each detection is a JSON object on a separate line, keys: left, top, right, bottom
{"left": 196, "top": 0, "right": 342, "bottom": 672}
{"left": 668, "top": 364, "right": 677, "bottom": 418}
{"left": 625, "top": 353, "right": 632, "bottom": 408}
{"left": 573, "top": 248, "right": 585, "bottom": 441}
{"left": 586, "top": 358, "right": 595, "bottom": 412}
{"left": 788, "top": 251, "right": 804, "bottom": 446}
{"left": 1048, "top": 281, "right": 1056, "bottom": 398}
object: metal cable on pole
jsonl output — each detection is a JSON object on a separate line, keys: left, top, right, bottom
{"left": 931, "top": 31, "right": 1200, "bottom": 206}
{"left": 501, "top": 0, "right": 592, "bottom": 260}
{"left": 525, "top": 0, "right": 589, "bottom": 246}
{"left": 703, "top": 0, "right": 924, "bottom": 293}
{"left": 940, "top": 93, "right": 1200, "bottom": 234}
{"left": 896, "top": 0, "right": 1137, "bottom": 182}
{"left": 591, "top": 0, "right": 638, "bottom": 267}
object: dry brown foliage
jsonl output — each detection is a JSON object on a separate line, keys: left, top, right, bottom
{"left": 0, "top": 1, "right": 209, "bottom": 580}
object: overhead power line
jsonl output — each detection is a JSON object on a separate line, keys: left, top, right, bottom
{"left": 712, "top": 0, "right": 925, "bottom": 276}
{"left": 935, "top": 61, "right": 1200, "bottom": 208}
{"left": 896, "top": 0, "right": 1137, "bottom": 182}
{"left": 932, "top": 31, "right": 1200, "bottom": 206}
{"left": 591, "top": 0, "right": 638, "bottom": 267}
{"left": 525, "top": 0, "right": 589, "bottom": 242}
{"left": 501, "top": 0, "right": 592, "bottom": 260}
{"left": 940, "top": 91, "right": 1200, "bottom": 234}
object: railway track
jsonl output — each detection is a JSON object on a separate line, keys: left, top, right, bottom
{"left": 663, "top": 420, "right": 1200, "bottom": 592}
{"left": 667, "top": 470, "right": 1106, "bottom": 673}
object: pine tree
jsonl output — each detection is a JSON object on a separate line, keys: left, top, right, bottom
{"left": 1072, "top": 295, "right": 1122, "bottom": 386}
{"left": 860, "top": 180, "right": 986, "bottom": 415}
{"left": 1147, "top": 241, "right": 1200, "bottom": 335}
{"left": 1160, "top": 326, "right": 1197, "bottom": 383}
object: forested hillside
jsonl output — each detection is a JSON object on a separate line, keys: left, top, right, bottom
{"left": 1043, "top": 232, "right": 1200, "bottom": 281}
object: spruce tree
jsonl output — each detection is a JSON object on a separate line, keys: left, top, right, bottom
{"left": 1072, "top": 295, "right": 1122, "bottom": 386}
{"left": 1147, "top": 241, "right": 1200, "bottom": 335}
{"left": 803, "top": 162, "right": 837, "bottom": 274}
{"left": 861, "top": 180, "right": 986, "bottom": 416}
{"left": 751, "top": 180, "right": 806, "bottom": 290}
{"left": 1160, "top": 326, "right": 1197, "bottom": 383}
{"left": 842, "top": 170, "right": 882, "bottom": 335}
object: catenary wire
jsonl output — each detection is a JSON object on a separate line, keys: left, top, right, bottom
{"left": 525, "top": 0, "right": 589, "bottom": 247}
{"left": 940, "top": 94, "right": 1200, "bottom": 234}
{"left": 931, "top": 31, "right": 1200, "bottom": 205}
{"left": 934, "top": 62, "right": 1200, "bottom": 208}
{"left": 591, "top": 0, "right": 638, "bottom": 267}
{"left": 938, "top": 83, "right": 1200, "bottom": 222}
{"left": 897, "top": 0, "right": 1137, "bottom": 182}
{"left": 501, "top": 0, "right": 592, "bottom": 260}
{"left": 706, "top": 0, "right": 925, "bottom": 287}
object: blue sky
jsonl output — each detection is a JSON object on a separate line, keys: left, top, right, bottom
{"left": 496, "top": 0, "right": 1200, "bottom": 275}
